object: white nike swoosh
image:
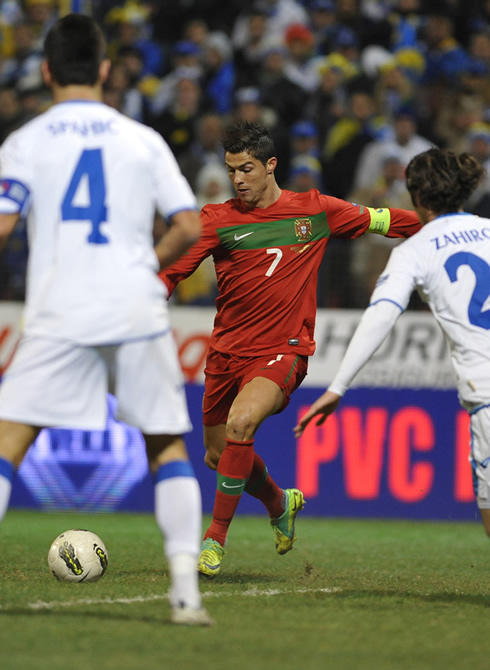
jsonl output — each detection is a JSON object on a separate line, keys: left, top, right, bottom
{"left": 222, "top": 482, "right": 243, "bottom": 489}
{"left": 234, "top": 232, "right": 254, "bottom": 241}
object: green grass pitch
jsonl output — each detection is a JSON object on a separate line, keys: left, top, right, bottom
{"left": 1, "top": 509, "right": 489, "bottom": 670}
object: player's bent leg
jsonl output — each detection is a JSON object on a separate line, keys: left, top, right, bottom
{"left": 226, "top": 376, "right": 284, "bottom": 442}
{"left": 228, "top": 379, "right": 307, "bottom": 553}
{"left": 144, "top": 433, "right": 213, "bottom": 625}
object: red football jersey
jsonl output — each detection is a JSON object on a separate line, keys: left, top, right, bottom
{"left": 161, "top": 189, "right": 420, "bottom": 357}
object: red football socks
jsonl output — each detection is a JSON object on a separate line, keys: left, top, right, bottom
{"left": 204, "top": 438, "right": 254, "bottom": 546}
{"left": 245, "top": 452, "right": 284, "bottom": 519}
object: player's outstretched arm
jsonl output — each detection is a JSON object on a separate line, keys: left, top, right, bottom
{"left": 293, "top": 390, "right": 341, "bottom": 437}
{"left": 154, "top": 209, "right": 201, "bottom": 271}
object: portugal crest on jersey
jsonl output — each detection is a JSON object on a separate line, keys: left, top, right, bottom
{"left": 294, "top": 218, "right": 312, "bottom": 241}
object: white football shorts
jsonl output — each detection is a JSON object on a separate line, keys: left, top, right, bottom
{"left": 0, "top": 330, "right": 192, "bottom": 434}
{"left": 468, "top": 404, "right": 490, "bottom": 509}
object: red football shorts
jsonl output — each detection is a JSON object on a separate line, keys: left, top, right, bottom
{"left": 202, "top": 347, "right": 308, "bottom": 426}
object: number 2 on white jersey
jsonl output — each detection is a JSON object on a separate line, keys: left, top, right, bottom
{"left": 445, "top": 251, "right": 490, "bottom": 329}
{"left": 61, "top": 148, "right": 108, "bottom": 244}
{"left": 265, "top": 247, "right": 283, "bottom": 277}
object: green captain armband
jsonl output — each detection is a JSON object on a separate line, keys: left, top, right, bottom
{"left": 367, "top": 207, "right": 391, "bottom": 236}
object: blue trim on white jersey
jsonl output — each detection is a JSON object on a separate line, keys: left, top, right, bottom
{"left": 0, "top": 457, "right": 15, "bottom": 481}
{"left": 165, "top": 206, "right": 199, "bottom": 220}
{"left": 155, "top": 460, "right": 196, "bottom": 483}
{"left": 368, "top": 298, "right": 405, "bottom": 313}
{"left": 469, "top": 403, "right": 490, "bottom": 416}
{"left": 432, "top": 211, "right": 471, "bottom": 222}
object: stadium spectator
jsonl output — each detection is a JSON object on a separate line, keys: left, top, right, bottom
{"left": 232, "top": 3, "right": 270, "bottom": 88}
{"left": 388, "top": 0, "right": 423, "bottom": 51}
{"left": 231, "top": 0, "right": 309, "bottom": 49}
{"left": 289, "top": 119, "right": 320, "bottom": 158}
{"left": 103, "top": 58, "right": 144, "bottom": 120}
{"left": 22, "top": 0, "right": 58, "bottom": 49}
{"left": 421, "top": 6, "right": 473, "bottom": 86}
{"left": 303, "top": 53, "right": 352, "bottom": 148}
{"left": 286, "top": 153, "right": 324, "bottom": 192}
{"left": 308, "top": 0, "right": 339, "bottom": 56}
{"left": 202, "top": 31, "right": 235, "bottom": 115}
{"left": 181, "top": 18, "right": 210, "bottom": 50}
{"left": 352, "top": 104, "right": 433, "bottom": 194}
{"left": 149, "top": 68, "right": 210, "bottom": 160}
{"left": 255, "top": 39, "right": 305, "bottom": 128}
{"left": 0, "top": 20, "right": 43, "bottom": 89}
{"left": 330, "top": 25, "right": 361, "bottom": 68}
{"left": 148, "top": 40, "right": 203, "bottom": 118}
{"left": 104, "top": 0, "right": 164, "bottom": 77}
{"left": 178, "top": 112, "right": 226, "bottom": 191}
{"left": 228, "top": 85, "right": 266, "bottom": 122}
{"left": 435, "top": 92, "right": 485, "bottom": 153}
{"left": 282, "top": 22, "right": 318, "bottom": 93}
{"left": 468, "top": 28, "right": 490, "bottom": 74}
{"left": 322, "top": 85, "right": 388, "bottom": 199}
{"left": 372, "top": 55, "right": 418, "bottom": 123}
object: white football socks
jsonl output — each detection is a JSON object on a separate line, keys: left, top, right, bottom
{"left": 154, "top": 461, "right": 202, "bottom": 609}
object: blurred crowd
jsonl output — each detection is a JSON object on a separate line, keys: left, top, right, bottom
{"left": 1, "top": 0, "right": 490, "bottom": 308}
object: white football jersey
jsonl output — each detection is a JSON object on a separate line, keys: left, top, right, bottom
{"left": 0, "top": 100, "right": 197, "bottom": 345}
{"left": 371, "top": 212, "right": 490, "bottom": 404}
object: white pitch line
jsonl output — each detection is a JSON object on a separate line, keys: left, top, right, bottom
{"left": 1, "top": 586, "right": 341, "bottom": 612}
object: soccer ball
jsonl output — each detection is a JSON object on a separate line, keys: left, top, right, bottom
{"left": 48, "top": 529, "right": 109, "bottom": 583}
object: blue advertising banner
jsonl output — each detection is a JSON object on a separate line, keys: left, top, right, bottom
{"left": 9, "top": 385, "right": 478, "bottom": 523}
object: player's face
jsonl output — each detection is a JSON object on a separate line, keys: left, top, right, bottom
{"left": 225, "top": 151, "right": 276, "bottom": 208}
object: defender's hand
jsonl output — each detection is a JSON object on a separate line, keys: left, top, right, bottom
{"left": 293, "top": 391, "right": 341, "bottom": 437}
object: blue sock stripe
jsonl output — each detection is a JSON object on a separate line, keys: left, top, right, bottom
{"left": 155, "top": 460, "right": 195, "bottom": 483}
{"left": 0, "top": 457, "right": 14, "bottom": 481}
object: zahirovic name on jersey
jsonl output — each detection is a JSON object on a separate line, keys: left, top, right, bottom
{"left": 430, "top": 225, "right": 490, "bottom": 250}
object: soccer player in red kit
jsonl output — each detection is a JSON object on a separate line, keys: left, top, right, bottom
{"left": 160, "top": 121, "right": 420, "bottom": 577}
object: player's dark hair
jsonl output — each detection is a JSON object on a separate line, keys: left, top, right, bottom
{"left": 222, "top": 121, "right": 276, "bottom": 165}
{"left": 44, "top": 14, "right": 106, "bottom": 87}
{"left": 406, "top": 148, "right": 484, "bottom": 214}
